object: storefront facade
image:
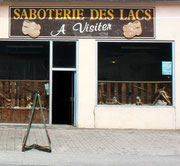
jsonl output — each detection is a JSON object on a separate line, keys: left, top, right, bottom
{"left": 0, "top": 0, "right": 179, "bottom": 129}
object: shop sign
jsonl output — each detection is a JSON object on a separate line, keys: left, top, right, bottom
{"left": 10, "top": 7, "right": 155, "bottom": 39}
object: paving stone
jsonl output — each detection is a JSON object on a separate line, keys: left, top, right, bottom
{"left": 0, "top": 125, "right": 180, "bottom": 156}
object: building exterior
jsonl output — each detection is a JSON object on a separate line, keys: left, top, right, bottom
{"left": 0, "top": 0, "right": 179, "bottom": 129}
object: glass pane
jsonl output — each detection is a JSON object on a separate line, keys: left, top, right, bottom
{"left": 53, "top": 42, "right": 76, "bottom": 68}
{"left": 98, "top": 42, "right": 172, "bottom": 106}
{"left": 0, "top": 41, "right": 49, "bottom": 123}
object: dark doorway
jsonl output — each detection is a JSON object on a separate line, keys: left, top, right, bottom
{"left": 52, "top": 71, "right": 74, "bottom": 125}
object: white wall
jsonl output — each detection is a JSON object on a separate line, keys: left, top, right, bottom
{"left": 0, "top": 5, "right": 8, "bottom": 38}
{"left": 77, "top": 39, "right": 96, "bottom": 128}
{"left": 156, "top": 5, "right": 180, "bottom": 129}
{"left": 95, "top": 107, "right": 175, "bottom": 129}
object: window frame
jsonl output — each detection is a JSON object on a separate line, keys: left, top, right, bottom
{"left": 96, "top": 40, "right": 175, "bottom": 107}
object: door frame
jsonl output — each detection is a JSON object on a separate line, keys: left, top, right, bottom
{"left": 49, "top": 40, "right": 78, "bottom": 126}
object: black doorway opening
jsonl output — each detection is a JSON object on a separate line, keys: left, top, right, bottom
{"left": 52, "top": 71, "right": 74, "bottom": 125}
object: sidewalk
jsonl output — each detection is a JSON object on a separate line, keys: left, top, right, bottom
{"left": 0, "top": 125, "right": 180, "bottom": 165}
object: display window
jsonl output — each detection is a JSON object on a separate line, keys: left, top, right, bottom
{"left": 98, "top": 42, "right": 173, "bottom": 106}
{"left": 0, "top": 41, "right": 49, "bottom": 123}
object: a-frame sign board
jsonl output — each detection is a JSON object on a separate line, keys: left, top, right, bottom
{"left": 22, "top": 92, "right": 51, "bottom": 152}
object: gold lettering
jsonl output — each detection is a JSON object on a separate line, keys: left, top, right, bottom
{"left": 120, "top": 9, "right": 128, "bottom": 20}
{"left": 128, "top": 9, "right": 136, "bottom": 20}
{"left": 145, "top": 9, "right": 152, "bottom": 20}
{"left": 64, "top": 9, "right": 71, "bottom": 20}
{"left": 13, "top": 8, "right": 20, "bottom": 19}
{"left": 77, "top": 9, "right": 84, "bottom": 20}
{"left": 107, "top": 9, "right": 114, "bottom": 20}
{"left": 20, "top": 9, "right": 28, "bottom": 19}
{"left": 136, "top": 9, "right": 144, "bottom": 20}
{"left": 46, "top": 9, "right": 55, "bottom": 20}
{"left": 90, "top": 9, "right": 99, "bottom": 20}
{"left": 55, "top": 9, "right": 63, "bottom": 20}
{"left": 37, "top": 9, "right": 46, "bottom": 20}
{"left": 99, "top": 9, "right": 107, "bottom": 20}
{"left": 71, "top": 9, "right": 76, "bottom": 20}
{"left": 29, "top": 9, "right": 37, "bottom": 19}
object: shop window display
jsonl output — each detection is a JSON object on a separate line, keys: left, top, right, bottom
{"left": 98, "top": 42, "right": 172, "bottom": 106}
{"left": 0, "top": 41, "right": 49, "bottom": 123}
